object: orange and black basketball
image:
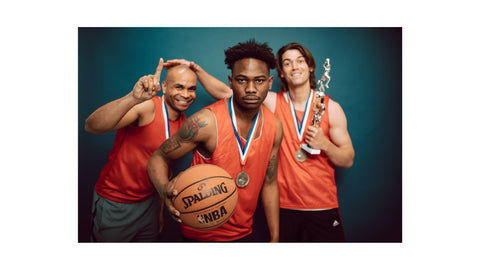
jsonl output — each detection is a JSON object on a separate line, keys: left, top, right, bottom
{"left": 172, "top": 164, "right": 238, "bottom": 230}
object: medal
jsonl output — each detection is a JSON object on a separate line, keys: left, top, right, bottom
{"left": 285, "top": 90, "right": 314, "bottom": 162}
{"left": 236, "top": 171, "right": 250, "bottom": 188}
{"left": 229, "top": 97, "right": 260, "bottom": 188}
{"left": 295, "top": 148, "right": 307, "bottom": 162}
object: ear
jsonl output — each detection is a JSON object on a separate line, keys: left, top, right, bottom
{"left": 268, "top": 75, "right": 274, "bottom": 90}
{"left": 161, "top": 81, "right": 167, "bottom": 94}
{"left": 228, "top": 76, "right": 233, "bottom": 89}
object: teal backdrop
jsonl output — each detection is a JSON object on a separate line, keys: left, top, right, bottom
{"left": 78, "top": 27, "right": 402, "bottom": 242}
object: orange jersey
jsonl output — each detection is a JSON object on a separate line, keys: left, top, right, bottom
{"left": 182, "top": 99, "right": 276, "bottom": 241}
{"left": 275, "top": 91, "right": 338, "bottom": 210}
{"left": 95, "top": 96, "right": 186, "bottom": 203}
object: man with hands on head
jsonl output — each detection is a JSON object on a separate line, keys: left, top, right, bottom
{"left": 85, "top": 58, "right": 198, "bottom": 242}
{"left": 148, "top": 39, "right": 283, "bottom": 242}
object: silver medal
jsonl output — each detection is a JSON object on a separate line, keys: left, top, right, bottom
{"left": 236, "top": 171, "right": 250, "bottom": 188}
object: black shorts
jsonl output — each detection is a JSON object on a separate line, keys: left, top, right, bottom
{"left": 280, "top": 208, "right": 346, "bottom": 242}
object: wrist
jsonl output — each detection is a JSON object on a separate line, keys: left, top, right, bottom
{"left": 127, "top": 91, "right": 145, "bottom": 105}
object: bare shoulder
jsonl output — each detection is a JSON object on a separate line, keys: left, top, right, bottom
{"left": 263, "top": 91, "right": 277, "bottom": 113}
{"left": 134, "top": 98, "right": 156, "bottom": 126}
{"left": 327, "top": 98, "right": 347, "bottom": 123}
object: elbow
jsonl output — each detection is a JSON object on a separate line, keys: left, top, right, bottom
{"left": 342, "top": 159, "right": 354, "bottom": 169}
{"left": 343, "top": 152, "right": 355, "bottom": 169}
{"left": 84, "top": 119, "right": 102, "bottom": 134}
{"left": 338, "top": 151, "right": 355, "bottom": 169}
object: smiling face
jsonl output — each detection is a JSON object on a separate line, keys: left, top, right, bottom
{"left": 228, "top": 58, "right": 273, "bottom": 111}
{"left": 279, "top": 49, "right": 314, "bottom": 90}
{"left": 162, "top": 65, "right": 197, "bottom": 113}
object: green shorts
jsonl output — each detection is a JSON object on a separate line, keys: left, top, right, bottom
{"left": 91, "top": 190, "right": 160, "bottom": 242}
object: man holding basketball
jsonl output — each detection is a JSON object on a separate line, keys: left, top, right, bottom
{"left": 148, "top": 39, "right": 283, "bottom": 242}
{"left": 168, "top": 42, "right": 355, "bottom": 242}
{"left": 85, "top": 59, "right": 200, "bottom": 242}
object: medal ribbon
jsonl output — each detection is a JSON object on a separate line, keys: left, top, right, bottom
{"left": 161, "top": 97, "right": 170, "bottom": 139}
{"left": 285, "top": 90, "right": 313, "bottom": 141}
{"left": 228, "top": 97, "right": 260, "bottom": 164}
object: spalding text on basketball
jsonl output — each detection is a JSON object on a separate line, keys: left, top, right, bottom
{"left": 182, "top": 182, "right": 228, "bottom": 209}
{"left": 197, "top": 206, "right": 228, "bottom": 224}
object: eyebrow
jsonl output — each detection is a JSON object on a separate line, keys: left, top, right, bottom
{"left": 282, "top": 56, "right": 305, "bottom": 62}
{"left": 235, "top": 74, "right": 268, "bottom": 79}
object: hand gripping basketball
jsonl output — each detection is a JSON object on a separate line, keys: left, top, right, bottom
{"left": 171, "top": 164, "right": 238, "bottom": 230}
{"left": 162, "top": 173, "right": 182, "bottom": 223}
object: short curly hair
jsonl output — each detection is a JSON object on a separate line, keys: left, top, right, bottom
{"left": 224, "top": 39, "right": 276, "bottom": 72}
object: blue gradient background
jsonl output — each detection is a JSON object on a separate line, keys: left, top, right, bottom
{"left": 78, "top": 27, "right": 402, "bottom": 242}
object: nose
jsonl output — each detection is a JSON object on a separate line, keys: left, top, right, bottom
{"left": 180, "top": 89, "right": 189, "bottom": 98}
{"left": 245, "top": 80, "right": 256, "bottom": 93}
{"left": 291, "top": 61, "right": 299, "bottom": 70}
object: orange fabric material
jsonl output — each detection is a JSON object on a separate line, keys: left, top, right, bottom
{"left": 95, "top": 96, "right": 186, "bottom": 203}
{"left": 274, "top": 92, "right": 338, "bottom": 210}
{"left": 182, "top": 99, "right": 276, "bottom": 241}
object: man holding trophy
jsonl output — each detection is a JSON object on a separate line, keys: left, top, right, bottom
{"left": 165, "top": 42, "right": 355, "bottom": 242}
{"left": 270, "top": 43, "right": 354, "bottom": 242}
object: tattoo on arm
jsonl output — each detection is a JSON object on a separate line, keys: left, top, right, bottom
{"left": 266, "top": 154, "right": 278, "bottom": 181}
{"left": 159, "top": 136, "right": 181, "bottom": 155}
{"left": 177, "top": 115, "right": 207, "bottom": 141}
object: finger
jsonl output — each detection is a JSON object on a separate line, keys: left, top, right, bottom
{"left": 146, "top": 76, "right": 155, "bottom": 93}
{"left": 154, "top": 58, "right": 164, "bottom": 81}
{"left": 165, "top": 59, "right": 190, "bottom": 69}
{"left": 166, "top": 203, "right": 181, "bottom": 222}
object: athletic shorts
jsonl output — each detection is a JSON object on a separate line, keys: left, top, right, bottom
{"left": 279, "top": 208, "right": 346, "bottom": 242}
{"left": 91, "top": 190, "right": 160, "bottom": 242}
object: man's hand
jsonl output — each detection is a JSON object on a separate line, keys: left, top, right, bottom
{"left": 159, "top": 173, "right": 182, "bottom": 223}
{"left": 131, "top": 58, "right": 164, "bottom": 102}
{"left": 304, "top": 126, "right": 331, "bottom": 151}
{"left": 164, "top": 59, "right": 199, "bottom": 72}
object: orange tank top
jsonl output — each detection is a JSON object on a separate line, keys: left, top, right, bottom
{"left": 275, "top": 91, "right": 338, "bottom": 210}
{"left": 95, "top": 96, "right": 186, "bottom": 203}
{"left": 182, "top": 98, "right": 276, "bottom": 241}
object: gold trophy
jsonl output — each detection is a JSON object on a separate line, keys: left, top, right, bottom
{"left": 301, "top": 58, "right": 331, "bottom": 155}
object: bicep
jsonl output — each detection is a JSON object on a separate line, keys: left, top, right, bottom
{"left": 158, "top": 109, "right": 215, "bottom": 161}
{"left": 112, "top": 100, "right": 153, "bottom": 131}
{"left": 328, "top": 100, "right": 353, "bottom": 149}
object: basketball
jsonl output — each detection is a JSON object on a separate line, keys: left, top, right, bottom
{"left": 172, "top": 164, "right": 238, "bottom": 230}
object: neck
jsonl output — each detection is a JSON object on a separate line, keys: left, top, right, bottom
{"left": 165, "top": 102, "right": 181, "bottom": 121}
{"left": 288, "top": 84, "right": 312, "bottom": 108}
{"left": 233, "top": 102, "right": 259, "bottom": 122}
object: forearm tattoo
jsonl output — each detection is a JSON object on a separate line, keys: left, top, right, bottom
{"left": 266, "top": 154, "right": 278, "bottom": 181}
{"left": 159, "top": 136, "right": 181, "bottom": 155}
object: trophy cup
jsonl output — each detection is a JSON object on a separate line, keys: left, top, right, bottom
{"left": 301, "top": 58, "right": 331, "bottom": 155}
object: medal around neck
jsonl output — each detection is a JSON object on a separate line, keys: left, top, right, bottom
{"left": 235, "top": 171, "right": 250, "bottom": 188}
{"left": 286, "top": 90, "right": 313, "bottom": 162}
{"left": 301, "top": 58, "right": 331, "bottom": 155}
{"left": 228, "top": 97, "right": 259, "bottom": 188}
{"left": 295, "top": 148, "right": 308, "bottom": 162}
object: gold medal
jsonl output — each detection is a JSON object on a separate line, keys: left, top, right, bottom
{"left": 295, "top": 148, "right": 307, "bottom": 162}
{"left": 236, "top": 171, "right": 250, "bottom": 188}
